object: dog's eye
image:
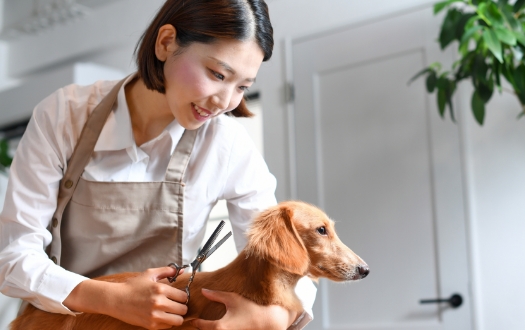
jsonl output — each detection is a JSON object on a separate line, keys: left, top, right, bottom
{"left": 317, "top": 226, "right": 327, "bottom": 236}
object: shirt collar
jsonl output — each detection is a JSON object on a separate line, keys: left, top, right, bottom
{"left": 93, "top": 74, "right": 184, "bottom": 153}
{"left": 94, "top": 74, "right": 135, "bottom": 152}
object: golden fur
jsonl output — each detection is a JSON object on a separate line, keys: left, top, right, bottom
{"left": 11, "top": 201, "right": 368, "bottom": 330}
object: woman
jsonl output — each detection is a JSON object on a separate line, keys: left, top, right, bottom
{"left": 0, "top": 0, "right": 316, "bottom": 329}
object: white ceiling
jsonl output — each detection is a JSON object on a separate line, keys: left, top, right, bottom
{"left": 1, "top": 0, "right": 122, "bottom": 37}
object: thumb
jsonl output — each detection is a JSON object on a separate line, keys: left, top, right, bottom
{"left": 190, "top": 318, "right": 218, "bottom": 330}
{"left": 200, "top": 288, "right": 233, "bottom": 304}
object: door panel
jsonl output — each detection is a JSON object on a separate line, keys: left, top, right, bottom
{"left": 292, "top": 7, "right": 472, "bottom": 330}
{"left": 320, "top": 52, "right": 439, "bottom": 327}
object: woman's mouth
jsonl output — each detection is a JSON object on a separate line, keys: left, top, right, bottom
{"left": 192, "top": 104, "right": 212, "bottom": 121}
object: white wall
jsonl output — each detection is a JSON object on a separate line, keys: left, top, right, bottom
{"left": 0, "top": 0, "right": 523, "bottom": 329}
{"left": 456, "top": 82, "right": 525, "bottom": 329}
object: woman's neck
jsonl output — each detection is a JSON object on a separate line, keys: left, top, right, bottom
{"left": 125, "top": 77, "right": 175, "bottom": 146}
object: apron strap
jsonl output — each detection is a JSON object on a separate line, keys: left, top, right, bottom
{"left": 165, "top": 129, "right": 198, "bottom": 183}
{"left": 49, "top": 77, "right": 127, "bottom": 265}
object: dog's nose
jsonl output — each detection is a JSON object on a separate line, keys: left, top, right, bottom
{"left": 358, "top": 265, "right": 370, "bottom": 278}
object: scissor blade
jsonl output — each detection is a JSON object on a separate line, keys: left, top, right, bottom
{"left": 204, "top": 231, "right": 232, "bottom": 259}
{"left": 200, "top": 220, "right": 226, "bottom": 255}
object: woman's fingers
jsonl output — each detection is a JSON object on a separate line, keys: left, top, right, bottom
{"left": 162, "top": 287, "right": 188, "bottom": 314}
{"left": 190, "top": 318, "right": 218, "bottom": 330}
{"left": 146, "top": 266, "right": 182, "bottom": 282}
{"left": 98, "top": 269, "right": 190, "bottom": 329}
{"left": 165, "top": 286, "right": 189, "bottom": 304}
{"left": 199, "top": 288, "right": 234, "bottom": 306}
{"left": 151, "top": 312, "right": 185, "bottom": 329}
{"left": 190, "top": 289, "right": 292, "bottom": 330}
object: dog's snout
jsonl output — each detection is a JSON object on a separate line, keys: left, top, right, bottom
{"left": 358, "top": 265, "right": 370, "bottom": 278}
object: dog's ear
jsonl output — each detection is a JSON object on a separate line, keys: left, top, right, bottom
{"left": 246, "top": 204, "right": 309, "bottom": 275}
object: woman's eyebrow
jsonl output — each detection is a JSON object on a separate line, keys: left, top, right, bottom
{"left": 210, "top": 57, "right": 236, "bottom": 74}
{"left": 209, "top": 57, "right": 256, "bottom": 82}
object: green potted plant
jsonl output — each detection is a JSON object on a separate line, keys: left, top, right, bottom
{"left": 410, "top": 0, "right": 525, "bottom": 125}
{"left": 0, "top": 139, "right": 13, "bottom": 173}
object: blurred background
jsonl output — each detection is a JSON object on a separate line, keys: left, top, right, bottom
{"left": 0, "top": 0, "right": 524, "bottom": 329}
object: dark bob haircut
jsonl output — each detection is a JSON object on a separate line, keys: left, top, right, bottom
{"left": 135, "top": 0, "right": 274, "bottom": 117}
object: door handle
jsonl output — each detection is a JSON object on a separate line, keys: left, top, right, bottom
{"left": 420, "top": 293, "right": 463, "bottom": 308}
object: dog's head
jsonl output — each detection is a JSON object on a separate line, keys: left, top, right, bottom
{"left": 245, "top": 201, "right": 369, "bottom": 282}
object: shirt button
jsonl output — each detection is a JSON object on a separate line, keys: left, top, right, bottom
{"left": 51, "top": 256, "right": 57, "bottom": 264}
{"left": 64, "top": 180, "right": 73, "bottom": 188}
{"left": 52, "top": 218, "right": 58, "bottom": 228}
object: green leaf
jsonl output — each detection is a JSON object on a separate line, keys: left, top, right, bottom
{"left": 408, "top": 67, "right": 432, "bottom": 85}
{"left": 437, "top": 88, "right": 447, "bottom": 118}
{"left": 485, "top": 2, "right": 506, "bottom": 26}
{"left": 472, "top": 54, "right": 489, "bottom": 86}
{"left": 434, "top": 1, "right": 450, "bottom": 14}
{"left": 512, "top": 65, "right": 525, "bottom": 104}
{"left": 514, "top": 31, "right": 525, "bottom": 46}
{"left": 464, "top": 14, "right": 482, "bottom": 30}
{"left": 426, "top": 71, "right": 438, "bottom": 92}
{"left": 483, "top": 28, "right": 504, "bottom": 62}
{"left": 501, "top": 4, "right": 520, "bottom": 30}
{"left": 456, "top": 13, "right": 477, "bottom": 39}
{"left": 493, "top": 60, "right": 502, "bottom": 92}
{"left": 477, "top": 3, "right": 490, "bottom": 23}
{"left": 513, "top": 0, "right": 525, "bottom": 12}
{"left": 501, "top": 62, "right": 516, "bottom": 86}
{"left": 0, "top": 140, "right": 12, "bottom": 168}
{"left": 494, "top": 26, "right": 517, "bottom": 45}
{"left": 460, "top": 25, "right": 484, "bottom": 46}
{"left": 513, "top": 64, "right": 525, "bottom": 92}
{"left": 436, "top": 76, "right": 457, "bottom": 121}
{"left": 446, "top": 79, "right": 457, "bottom": 122}
{"left": 471, "top": 90, "right": 486, "bottom": 125}
{"left": 516, "top": 90, "right": 525, "bottom": 107}
{"left": 477, "top": 77, "right": 494, "bottom": 102}
{"left": 434, "top": 0, "right": 463, "bottom": 15}
{"left": 439, "top": 8, "right": 464, "bottom": 49}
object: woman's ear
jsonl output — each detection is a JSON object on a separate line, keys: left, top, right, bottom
{"left": 155, "top": 24, "right": 178, "bottom": 62}
{"left": 246, "top": 205, "right": 309, "bottom": 275}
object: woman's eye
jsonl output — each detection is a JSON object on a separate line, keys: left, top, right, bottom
{"left": 239, "top": 86, "right": 250, "bottom": 92}
{"left": 317, "top": 226, "right": 327, "bottom": 236}
{"left": 210, "top": 70, "right": 225, "bottom": 81}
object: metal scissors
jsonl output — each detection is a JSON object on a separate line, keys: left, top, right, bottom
{"left": 167, "top": 220, "right": 232, "bottom": 304}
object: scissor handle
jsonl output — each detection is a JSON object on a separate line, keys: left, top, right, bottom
{"left": 167, "top": 263, "right": 188, "bottom": 283}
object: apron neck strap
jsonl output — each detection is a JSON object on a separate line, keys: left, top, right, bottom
{"left": 59, "top": 77, "right": 127, "bottom": 197}
{"left": 165, "top": 128, "right": 198, "bottom": 183}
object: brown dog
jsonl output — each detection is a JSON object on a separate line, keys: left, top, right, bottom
{"left": 11, "top": 201, "right": 369, "bottom": 329}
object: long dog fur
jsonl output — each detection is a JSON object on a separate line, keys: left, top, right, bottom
{"left": 11, "top": 201, "right": 369, "bottom": 330}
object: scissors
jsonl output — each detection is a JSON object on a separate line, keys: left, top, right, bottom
{"left": 167, "top": 220, "right": 232, "bottom": 304}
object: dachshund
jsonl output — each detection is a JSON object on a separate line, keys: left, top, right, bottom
{"left": 11, "top": 201, "right": 369, "bottom": 329}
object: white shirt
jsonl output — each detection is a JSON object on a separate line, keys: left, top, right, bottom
{"left": 0, "top": 76, "right": 316, "bottom": 325}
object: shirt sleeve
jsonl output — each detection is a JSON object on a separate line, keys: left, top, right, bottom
{"left": 220, "top": 122, "right": 317, "bottom": 328}
{"left": 0, "top": 88, "right": 87, "bottom": 315}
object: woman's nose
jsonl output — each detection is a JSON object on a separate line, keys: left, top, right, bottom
{"left": 211, "top": 88, "right": 233, "bottom": 112}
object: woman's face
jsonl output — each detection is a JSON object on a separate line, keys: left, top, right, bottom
{"left": 161, "top": 37, "right": 264, "bottom": 130}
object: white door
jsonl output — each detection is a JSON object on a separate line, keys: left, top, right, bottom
{"left": 291, "top": 6, "right": 473, "bottom": 330}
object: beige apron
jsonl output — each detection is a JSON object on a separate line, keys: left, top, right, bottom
{"left": 47, "top": 77, "right": 198, "bottom": 278}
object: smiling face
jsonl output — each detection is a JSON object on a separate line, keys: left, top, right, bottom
{"left": 155, "top": 25, "right": 264, "bottom": 130}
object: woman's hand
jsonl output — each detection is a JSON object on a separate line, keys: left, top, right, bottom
{"left": 190, "top": 289, "right": 298, "bottom": 330}
{"left": 64, "top": 266, "right": 188, "bottom": 329}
